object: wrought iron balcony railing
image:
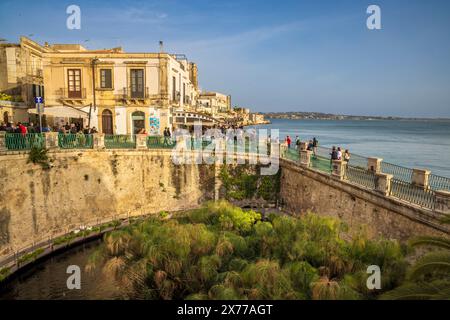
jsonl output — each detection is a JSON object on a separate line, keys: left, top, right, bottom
{"left": 57, "top": 88, "right": 87, "bottom": 100}
{"left": 116, "top": 87, "right": 149, "bottom": 100}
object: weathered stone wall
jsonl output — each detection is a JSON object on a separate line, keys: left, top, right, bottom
{"left": 0, "top": 150, "right": 216, "bottom": 257}
{"left": 1, "top": 150, "right": 448, "bottom": 261}
{"left": 279, "top": 159, "right": 449, "bottom": 241}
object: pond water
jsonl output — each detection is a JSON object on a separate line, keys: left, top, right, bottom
{"left": 0, "top": 240, "right": 122, "bottom": 300}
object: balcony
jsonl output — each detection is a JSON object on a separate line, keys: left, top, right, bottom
{"left": 57, "top": 88, "right": 87, "bottom": 104}
{"left": 116, "top": 87, "right": 149, "bottom": 103}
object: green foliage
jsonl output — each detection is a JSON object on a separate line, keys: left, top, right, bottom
{"left": 28, "top": 146, "right": 50, "bottom": 169}
{"left": 219, "top": 166, "right": 279, "bottom": 201}
{"left": 381, "top": 214, "right": 450, "bottom": 300}
{"left": 18, "top": 248, "right": 45, "bottom": 265}
{"left": 0, "top": 267, "right": 10, "bottom": 282}
{"left": 0, "top": 93, "right": 13, "bottom": 101}
{"left": 380, "top": 280, "right": 450, "bottom": 300}
{"left": 159, "top": 211, "right": 169, "bottom": 219}
{"left": 88, "top": 201, "right": 410, "bottom": 300}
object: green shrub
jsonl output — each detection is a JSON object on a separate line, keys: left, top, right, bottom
{"left": 86, "top": 201, "right": 409, "bottom": 300}
{"left": 0, "top": 267, "right": 10, "bottom": 282}
{"left": 28, "top": 146, "right": 50, "bottom": 169}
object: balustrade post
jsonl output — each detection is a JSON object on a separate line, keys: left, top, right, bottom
{"left": 280, "top": 142, "right": 287, "bottom": 158}
{"left": 0, "top": 131, "right": 6, "bottom": 152}
{"left": 332, "top": 160, "right": 346, "bottom": 180}
{"left": 299, "top": 141, "right": 308, "bottom": 151}
{"left": 300, "top": 150, "right": 312, "bottom": 167}
{"left": 375, "top": 173, "right": 393, "bottom": 196}
{"left": 412, "top": 168, "right": 431, "bottom": 189}
{"left": 368, "top": 157, "right": 383, "bottom": 173}
{"left": 92, "top": 133, "right": 105, "bottom": 149}
{"left": 135, "top": 134, "right": 148, "bottom": 150}
{"left": 44, "top": 132, "right": 59, "bottom": 149}
{"left": 434, "top": 190, "right": 450, "bottom": 215}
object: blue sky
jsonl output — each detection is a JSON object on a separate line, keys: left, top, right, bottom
{"left": 1, "top": 0, "right": 450, "bottom": 117}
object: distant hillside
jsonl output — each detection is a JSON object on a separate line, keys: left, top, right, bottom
{"left": 263, "top": 111, "right": 449, "bottom": 121}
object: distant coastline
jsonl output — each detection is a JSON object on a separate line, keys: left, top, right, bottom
{"left": 263, "top": 111, "right": 450, "bottom": 121}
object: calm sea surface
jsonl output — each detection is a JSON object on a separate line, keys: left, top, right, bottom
{"left": 253, "top": 119, "right": 450, "bottom": 178}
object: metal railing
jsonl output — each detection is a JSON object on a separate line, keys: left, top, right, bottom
{"left": 311, "top": 155, "right": 332, "bottom": 174}
{"left": 147, "top": 136, "right": 176, "bottom": 149}
{"left": 429, "top": 174, "right": 450, "bottom": 192}
{"left": 105, "top": 135, "right": 136, "bottom": 149}
{"left": 58, "top": 134, "right": 93, "bottom": 149}
{"left": 5, "top": 133, "right": 45, "bottom": 150}
{"left": 285, "top": 148, "right": 299, "bottom": 162}
{"left": 345, "top": 165, "right": 377, "bottom": 190}
{"left": 391, "top": 179, "right": 436, "bottom": 210}
{"left": 58, "top": 88, "right": 87, "bottom": 100}
{"left": 117, "top": 87, "right": 149, "bottom": 100}
{"left": 381, "top": 161, "right": 413, "bottom": 183}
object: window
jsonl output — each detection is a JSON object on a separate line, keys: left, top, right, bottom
{"left": 100, "top": 69, "right": 112, "bottom": 89}
{"left": 172, "top": 76, "right": 176, "bottom": 101}
{"left": 130, "top": 69, "right": 144, "bottom": 98}
{"left": 67, "top": 69, "right": 82, "bottom": 98}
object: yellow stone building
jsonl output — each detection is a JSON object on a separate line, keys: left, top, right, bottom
{"left": 41, "top": 43, "right": 199, "bottom": 135}
{"left": 0, "top": 37, "right": 200, "bottom": 134}
{"left": 0, "top": 37, "right": 46, "bottom": 124}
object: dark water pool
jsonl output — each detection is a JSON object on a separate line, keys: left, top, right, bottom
{"left": 0, "top": 240, "right": 123, "bottom": 300}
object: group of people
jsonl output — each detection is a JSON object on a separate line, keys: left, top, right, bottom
{"left": 283, "top": 134, "right": 351, "bottom": 163}
{"left": 0, "top": 121, "right": 98, "bottom": 135}
{"left": 163, "top": 127, "right": 172, "bottom": 145}
{"left": 331, "top": 146, "right": 351, "bottom": 162}
{"left": 0, "top": 121, "right": 51, "bottom": 134}
{"left": 285, "top": 136, "right": 319, "bottom": 153}
{"left": 58, "top": 122, "right": 98, "bottom": 135}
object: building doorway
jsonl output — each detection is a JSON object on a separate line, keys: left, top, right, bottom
{"left": 132, "top": 111, "right": 145, "bottom": 134}
{"left": 102, "top": 109, "right": 113, "bottom": 134}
